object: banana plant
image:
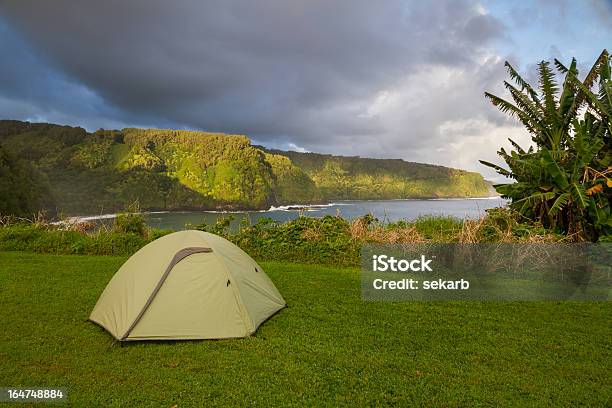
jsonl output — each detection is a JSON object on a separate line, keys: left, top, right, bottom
{"left": 481, "top": 50, "right": 611, "bottom": 241}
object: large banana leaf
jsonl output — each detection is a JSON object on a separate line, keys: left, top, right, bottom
{"left": 541, "top": 149, "right": 569, "bottom": 189}
{"left": 548, "top": 192, "right": 571, "bottom": 216}
{"left": 570, "top": 183, "right": 589, "bottom": 209}
{"left": 478, "top": 160, "right": 511, "bottom": 177}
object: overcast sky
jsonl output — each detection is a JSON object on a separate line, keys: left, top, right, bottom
{"left": 0, "top": 0, "right": 610, "bottom": 181}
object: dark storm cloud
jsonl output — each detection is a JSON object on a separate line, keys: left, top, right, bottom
{"left": 0, "top": 0, "right": 504, "bottom": 137}
{"left": 0, "top": 17, "right": 166, "bottom": 130}
{"left": 2, "top": 0, "right": 548, "bottom": 183}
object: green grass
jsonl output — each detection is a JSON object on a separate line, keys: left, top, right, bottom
{"left": 408, "top": 215, "right": 464, "bottom": 240}
{"left": 0, "top": 252, "right": 610, "bottom": 406}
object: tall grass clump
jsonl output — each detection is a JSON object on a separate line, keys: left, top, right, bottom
{"left": 458, "top": 208, "right": 563, "bottom": 243}
{"left": 112, "top": 202, "right": 147, "bottom": 236}
{"left": 0, "top": 206, "right": 171, "bottom": 256}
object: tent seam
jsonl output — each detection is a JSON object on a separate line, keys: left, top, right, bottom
{"left": 119, "top": 247, "right": 213, "bottom": 340}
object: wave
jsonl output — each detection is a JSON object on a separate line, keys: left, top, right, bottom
{"left": 267, "top": 202, "right": 351, "bottom": 211}
{"left": 53, "top": 210, "right": 173, "bottom": 225}
{"left": 426, "top": 196, "right": 504, "bottom": 201}
{"left": 52, "top": 213, "right": 118, "bottom": 225}
{"left": 466, "top": 196, "right": 504, "bottom": 200}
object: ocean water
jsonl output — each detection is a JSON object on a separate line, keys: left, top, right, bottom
{"left": 134, "top": 197, "right": 507, "bottom": 231}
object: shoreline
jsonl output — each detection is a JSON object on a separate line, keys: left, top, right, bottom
{"left": 54, "top": 197, "right": 505, "bottom": 224}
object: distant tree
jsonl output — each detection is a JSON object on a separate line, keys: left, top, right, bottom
{"left": 0, "top": 145, "right": 54, "bottom": 217}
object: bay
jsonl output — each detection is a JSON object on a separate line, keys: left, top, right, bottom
{"left": 139, "top": 197, "right": 507, "bottom": 231}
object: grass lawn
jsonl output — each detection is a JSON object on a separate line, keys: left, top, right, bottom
{"left": 0, "top": 251, "right": 610, "bottom": 406}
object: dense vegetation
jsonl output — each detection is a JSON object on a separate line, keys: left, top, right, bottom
{"left": 0, "top": 120, "right": 491, "bottom": 217}
{"left": 0, "top": 145, "right": 54, "bottom": 217}
{"left": 481, "top": 50, "right": 612, "bottom": 242}
{"left": 0, "top": 209, "right": 560, "bottom": 266}
{"left": 265, "top": 148, "right": 491, "bottom": 200}
{"left": 1, "top": 251, "right": 609, "bottom": 406}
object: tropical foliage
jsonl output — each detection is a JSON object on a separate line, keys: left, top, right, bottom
{"left": 0, "top": 121, "right": 491, "bottom": 216}
{"left": 273, "top": 149, "right": 491, "bottom": 200}
{"left": 0, "top": 145, "right": 54, "bottom": 217}
{"left": 481, "top": 50, "right": 612, "bottom": 241}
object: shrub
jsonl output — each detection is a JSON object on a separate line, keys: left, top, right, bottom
{"left": 481, "top": 50, "right": 611, "bottom": 241}
{"left": 112, "top": 203, "right": 147, "bottom": 236}
{"left": 0, "top": 220, "right": 172, "bottom": 256}
{"left": 458, "top": 208, "right": 563, "bottom": 243}
{"left": 194, "top": 215, "right": 235, "bottom": 236}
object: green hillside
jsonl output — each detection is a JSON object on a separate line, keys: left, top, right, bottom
{"left": 265, "top": 149, "right": 491, "bottom": 200}
{"left": 0, "top": 120, "right": 491, "bottom": 216}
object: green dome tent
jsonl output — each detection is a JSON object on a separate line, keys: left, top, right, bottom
{"left": 90, "top": 230, "right": 285, "bottom": 341}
